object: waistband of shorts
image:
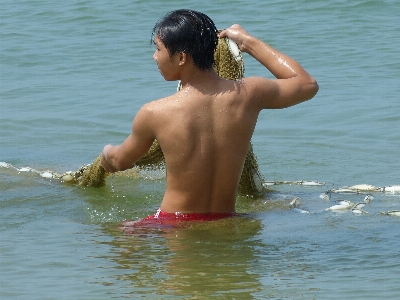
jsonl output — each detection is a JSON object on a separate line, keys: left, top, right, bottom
{"left": 120, "top": 209, "right": 238, "bottom": 230}
{"left": 153, "top": 208, "right": 236, "bottom": 221}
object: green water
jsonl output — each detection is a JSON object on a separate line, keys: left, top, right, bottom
{"left": 1, "top": 1, "right": 399, "bottom": 299}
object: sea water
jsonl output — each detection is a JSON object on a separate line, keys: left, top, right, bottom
{"left": 1, "top": 1, "right": 399, "bottom": 299}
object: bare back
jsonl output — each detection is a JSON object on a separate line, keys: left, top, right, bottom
{"left": 150, "top": 78, "right": 259, "bottom": 213}
{"left": 100, "top": 23, "right": 318, "bottom": 215}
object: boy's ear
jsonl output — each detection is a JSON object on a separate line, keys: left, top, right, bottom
{"left": 179, "top": 52, "right": 187, "bottom": 65}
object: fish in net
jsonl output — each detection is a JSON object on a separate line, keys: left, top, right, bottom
{"left": 69, "top": 34, "right": 267, "bottom": 197}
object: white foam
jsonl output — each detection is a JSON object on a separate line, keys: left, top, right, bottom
{"left": 0, "top": 162, "right": 11, "bottom": 168}
{"left": 40, "top": 172, "right": 53, "bottom": 178}
{"left": 382, "top": 186, "right": 400, "bottom": 193}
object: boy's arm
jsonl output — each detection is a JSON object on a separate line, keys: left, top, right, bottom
{"left": 219, "top": 25, "right": 318, "bottom": 109}
{"left": 101, "top": 104, "right": 156, "bottom": 172}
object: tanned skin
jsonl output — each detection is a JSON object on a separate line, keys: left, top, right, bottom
{"left": 101, "top": 25, "right": 318, "bottom": 213}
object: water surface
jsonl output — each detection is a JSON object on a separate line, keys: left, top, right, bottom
{"left": 1, "top": 1, "right": 399, "bottom": 299}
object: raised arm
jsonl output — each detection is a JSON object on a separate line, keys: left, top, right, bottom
{"left": 101, "top": 104, "right": 156, "bottom": 173}
{"left": 219, "top": 25, "right": 318, "bottom": 109}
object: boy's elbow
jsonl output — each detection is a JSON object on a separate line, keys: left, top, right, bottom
{"left": 311, "top": 78, "right": 319, "bottom": 96}
{"left": 305, "top": 77, "right": 319, "bottom": 100}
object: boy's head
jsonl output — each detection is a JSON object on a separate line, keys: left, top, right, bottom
{"left": 152, "top": 9, "right": 218, "bottom": 70}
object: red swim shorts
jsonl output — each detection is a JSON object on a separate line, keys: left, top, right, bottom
{"left": 120, "top": 208, "right": 236, "bottom": 229}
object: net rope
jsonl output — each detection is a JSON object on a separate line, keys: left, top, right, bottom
{"left": 3, "top": 36, "right": 396, "bottom": 199}
{"left": 1, "top": 161, "right": 399, "bottom": 195}
{"left": 1, "top": 36, "right": 399, "bottom": 212}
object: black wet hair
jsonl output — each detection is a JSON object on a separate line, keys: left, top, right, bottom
{"left": 152, "top": 9, "right": 218, "bottom": 70}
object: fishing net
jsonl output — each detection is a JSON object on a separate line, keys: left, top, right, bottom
{"left": 70, "top": 34, "right": 267, "bottom": 197}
